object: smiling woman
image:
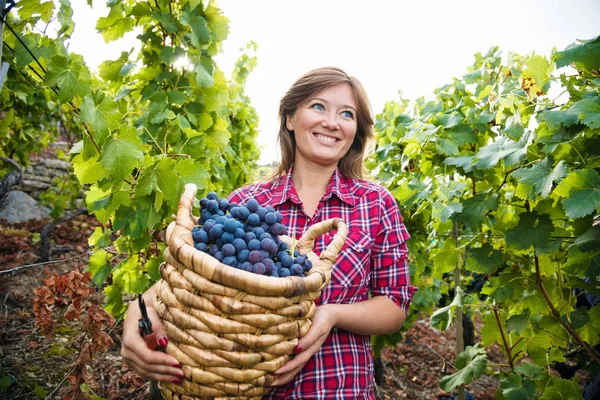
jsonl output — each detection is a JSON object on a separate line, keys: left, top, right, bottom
{"left": 121, "top": 66, "right": 417, "bottom": 399}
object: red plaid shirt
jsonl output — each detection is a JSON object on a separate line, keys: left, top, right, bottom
{"left": 228, "top": 168, "right": 417, "bottom": 400}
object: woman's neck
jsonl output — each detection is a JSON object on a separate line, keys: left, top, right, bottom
{"left": 291, "top": 158, "right": 337, "bottom": 193}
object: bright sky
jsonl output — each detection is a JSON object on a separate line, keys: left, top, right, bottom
{"left": 67, "top": 0, "right": 600, "bottom": 164}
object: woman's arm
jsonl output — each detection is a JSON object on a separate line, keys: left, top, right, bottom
{"left": 327, "top": 295, "right": 407, "bottom": 334}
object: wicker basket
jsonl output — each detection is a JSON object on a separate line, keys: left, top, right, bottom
{"left": 155, "top": 184, "right": 348, "bottom": 400}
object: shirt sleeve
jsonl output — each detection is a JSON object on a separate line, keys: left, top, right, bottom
{"left": 369, "top": 189, "right": 418, "bottom": 314}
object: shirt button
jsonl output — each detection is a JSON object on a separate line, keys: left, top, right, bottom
{"left": 356, "top": 244, "right": 363, "bottom": 251}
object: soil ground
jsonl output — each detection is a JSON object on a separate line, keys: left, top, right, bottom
{"left": 0, "top": 214, "right": 505, "bottom": 399}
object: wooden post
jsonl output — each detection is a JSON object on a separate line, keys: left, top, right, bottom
{"left": 453, "top": 221, "right": 465, "bottom": 400}
{"left": 0, "top": 0, "right": 10, "bottom": 91}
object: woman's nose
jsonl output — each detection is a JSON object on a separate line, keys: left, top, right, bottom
{"left": 321, "top": 112, "right": 339, "bottom": 130}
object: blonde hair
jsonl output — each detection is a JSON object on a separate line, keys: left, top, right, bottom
{"left": 270, "top": 67, "right": 374, "bottom": 180}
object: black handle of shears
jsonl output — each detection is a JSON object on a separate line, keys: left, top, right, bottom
{"left": 137, "top": 293, "right": 166, "bottom": 353}
{"left": 138, "top": 293, "right": 153, "bottom": 336}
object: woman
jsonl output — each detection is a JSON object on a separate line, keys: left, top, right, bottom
{"left": 121, "top": 67, "right": 417, "bottom": 398}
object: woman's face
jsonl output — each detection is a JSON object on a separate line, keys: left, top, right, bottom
{"left": 286, "top": 83, "right": 358, "bottom": 169}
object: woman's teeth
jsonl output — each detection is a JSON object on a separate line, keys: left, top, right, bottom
{"left": 315, "top": 134, "right": 337, "bottom": 143}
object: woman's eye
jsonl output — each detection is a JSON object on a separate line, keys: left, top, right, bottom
{"left": 342, "top": 110, "right": 354, "bottom": 118}
{"left": 311, "top": 103, "right": 325, "bottom": 111}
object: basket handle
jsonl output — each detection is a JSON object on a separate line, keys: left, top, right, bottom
{"left": 296, "top": 218, "right": 348, "bottom": 263}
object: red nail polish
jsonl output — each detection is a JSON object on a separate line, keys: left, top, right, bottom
{"left": 172, "top": 378, "right": 182, "bottom": 384}
{"left": 172, "top": 363, "right": 182, "bottom": 368}
{"left": 175, "top": 373, "right": 184, "bottom": 379}
{"left": 293, "top": 344, "right": 303, "bottom": 354}
{"left": 158, "top": 337, "right": 168, "bottom": 348}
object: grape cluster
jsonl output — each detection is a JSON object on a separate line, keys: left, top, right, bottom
{"left": 437, "top": 393, "right": 476, "bottom": 400}
{"left": 191, "top": 192, "right": 312, "bottom": 277}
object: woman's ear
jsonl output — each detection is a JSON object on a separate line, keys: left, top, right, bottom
{"left": 286, "top": 115, "right": 294, "bottom": 132}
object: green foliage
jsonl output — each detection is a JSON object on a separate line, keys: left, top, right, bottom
{"left": 370, "top": 40, "right": 600, "bottom": 395}
{"left": 3, "top": 0, "right": 260, "bottom": 317}
{"left": 439, "top": 344, "right": 487, "bottom": 392}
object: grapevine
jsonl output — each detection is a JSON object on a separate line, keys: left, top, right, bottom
{"left": 369, "top": 37, "right": 600, "bottom": 397}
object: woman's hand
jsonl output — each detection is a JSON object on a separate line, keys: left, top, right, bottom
{"left": 270, "top": 304, "right": 337, "bottom": 386}
{"left": 121, "top": 292, "right": 184, "bottom": 384}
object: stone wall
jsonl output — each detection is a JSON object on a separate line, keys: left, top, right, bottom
{"left": 15, "top": 141, "right": 73, "bottom": 199}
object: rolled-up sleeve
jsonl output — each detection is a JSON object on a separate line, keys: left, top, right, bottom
{"left": 369, "top": 190, "right": 418, "bottom": 314}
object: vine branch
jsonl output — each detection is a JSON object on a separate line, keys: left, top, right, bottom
{"left": 534, "top": 255, "right": 600, "bottom": 365}
{"left": 493, "top": 304, "right": 515, "bottom": 371}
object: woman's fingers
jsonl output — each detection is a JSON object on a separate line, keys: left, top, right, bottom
{"left": 126, "top": 358, "right": 184, "bottom": 383}
{"left": 271, "top": 364, "right": 304, "bottom": 386}
{"left": 122, "top": 343, "right": 183, "bottom": 377}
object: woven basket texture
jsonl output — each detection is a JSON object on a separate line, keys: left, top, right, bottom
{"left": 156, "top": 184, "right": 347, "bottom": 399}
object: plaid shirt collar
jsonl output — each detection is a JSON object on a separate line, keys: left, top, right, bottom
{"left": 270, "top": 166, "right": 356, "bottom": 208}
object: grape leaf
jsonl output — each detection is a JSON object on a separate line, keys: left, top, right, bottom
{"left": 56, "top": 0, "right": 75, "bottom": 38}
{"left": 100, "top": 129, "right": 144, "bottom": 182}
{"left": 569, "top": 96, "right": 600, "bottom": 129}
{"left": 18, "top": 0, "right": 54, "bottom": 22}
{"left": 205, "top": 4, "right": 230, "bottom": 41}
{"left": 185, "top": 15, "right": 211, "bottom": 48}
{"left": 590, "top": 305, "right": 600, "bottom": 329}
{"left": 72, "top": 154, "right": 108, "bottom": 184}
{"left": 98, "top": 52, "right": 129, "bottom": 82}
{"left": 501, "top": 374, "right": 537, "bottom": 400}
{"left": 572, "top": 226, "right": 600, "bottom": 252}
{"left": 84, "top": 250, "right": 111, "bottom": 286}
{"left": 198, "top": 113, "right": 214, "bottom": 131}
{"left": 466, "top": 243, "right": 503, "bottom": 273}
{"left": 432, "top": 239, "right": 460, "bottom": 275}
{"left": 446, "top": 125, "right": 477, "bottom": 146}
{"left": 103, "top": 283, "right": 125, "bottom": 317}
{"left": 440, "top": 202, "right": 463, "bottom": 223}
{"left": 144, "top": 257, "right": 162, "bottom": 282}
{"left": 506, "top": 308, "right": 530, "bottom": 334}
{"left": 553, "top": 34, "right": 600, "bottom": 72}
{"left": 154, "top": 11, "right": 179, "bottom": 33}
{"left": 431, "top": 287, "right": 463, "bottom": 331}
{"left": 113, "top": 256, "right": 150, "bottom": 294}
{"left": 439, "top": 344, "right": 487, "bottom": 392}
{"left": 473, "top": 131, "right": 534, "bottom": 169}
{"left": 435, "top": 113, "right": 462, "bottom": 128}
{"left": 522, "top": 54, "right": 553, "bottom": 93}
{"left": 554, "top": 169, "right": 600, "bottom": 219}
{"left": 88, "top": 227, "right": 111, "bottom": 248}
{"left": 564, "top": 247, "right": 600, "bottom": 276}
{"left": 195, "top": 60, "right": 215, "bottom": 88}
{"left": 45, "top": 55, "right": 91, "bottom": 103}
{"left": 512, "top": 158, "right": 567, "bottom": 199}
{"left": 96, "top": 4, "right": 134, "bottom": 42}
{"left": 540, "top": 377, "right": 584, "bottom": 400}
{"left": 80, "top": 93, "right": 121, "bottom": 146}
{"left": 175, "top": 159, "right": 210, "bottom": 189}
{"left": 168, "top": 90, "right": 186, "bottom": 105}
{"left": 452, "top": 194, "right": 499, "bottom": 230}
{"left": 135, "top": 158, "right": 178, "bottom": 207}
{"left": 444, "top": 155, "right": 475, "bottom": 173}
{"left": 505, "top": 212, "right": 553, "bottom": 250}
{"left": 539, "top": 109, "right": 580, "bottom": 129}
{"left": 514, "top": 362, "right": 544, "bottom": 380}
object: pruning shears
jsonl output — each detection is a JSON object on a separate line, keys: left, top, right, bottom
{"left": 138, "top": 293, "right": 165, "bottom": 352}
